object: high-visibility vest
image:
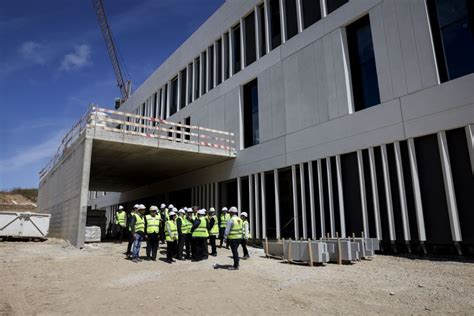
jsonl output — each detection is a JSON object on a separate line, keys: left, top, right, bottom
{"left": 165, "top": 220, "right": 178, "bottom": 241}
{"left": 162, "top": 209, "right": 170, "bottom": 221}
{"left": 134, "top": 213, "right": 145, "bottom": 233}
{"left": 220, "top": 213, "right": 230, "bottom": 228}
{"left": 192, "top": 217, "right": 209, "bottom": 238}
{"left": 242, "top": 219, "right": 251, "bottom": 239}
{"left": 191, "top": 214, "right": 196, "bottom": 221}
{"left": 228, "top": 216, "right": 243, "bottom": 240}
{"left": 180, "top": 216, "right": 192, "bottom": 234}
{"left": 116, "top": 211, "right": 126, "bottom": 226}
{"left": 209, "top": 215, "right": 219, "bottom": 236}
{"left": 146, "top": 214, "right": 160, "bottom": 234}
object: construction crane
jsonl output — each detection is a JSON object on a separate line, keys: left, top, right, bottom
{"left": 92, "top": 0, "right": 131, "bottom": 109}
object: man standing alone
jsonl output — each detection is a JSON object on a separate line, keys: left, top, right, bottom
{"left": 224, "top": 207, "right": 243, "bottom": 270}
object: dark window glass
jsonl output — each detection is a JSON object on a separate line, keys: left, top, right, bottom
{"left": 285, "top": 0, "right": 298, "bottom": 40}
{"left": 259, "top": 4, "right": 267, "bottom": 56}
{"left": 243, "top": 78, "right": 259, "bottom": 148}
{"left": 427, "top": 0, "right": 474, "bottom": 82}
{"left": 201, "top": 51, "right": 207, "bottom": 95}
{"left": 216, "top": 39, "right": 222, "bottom": 85}
{"left": 187, "top": 63, "right": 193, "bottom": 104}
{"left": 326, "top": 0, "right": 348, "bottom": 14}
{"left": 245, "top": 12, "right": 257, "bottom": 66}
{"left": 224, "top": 32, "right": 230, "bottom": 80}
{"left": 163, "top": 85, "right": 168, "bottom": 117}
{"left": 184, "top": 117, "right": 191, "bottom": 141}
{"left": 152, "top": 92, "right": 158, "bottom": 118}
{"left": 346, "top": 15, "right": 380, "bottom": 111}
{"left": 208, "top": 46, "right": 214, "bottom": 90}
{"left": 158, "top": 88, "right": 163, "bottom": 118}
{"left": 170, "top": 77, "right": 178, "bottom": 116}
{"left": 302, "top": 0, "right": 321, "bottom": 29}
{"left": 269, "top": 0, "right": 282, "bottom": 49}
{"left": 194, "top": 57, "right": 200, "bottom": 100}
{"left": 179, "top": 68, "right": 186, "bottom": 109}
{"left": 233, "top": 25, "right": 241, "bottom": 74}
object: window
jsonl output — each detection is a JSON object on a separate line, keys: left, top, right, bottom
{"left": 184, "top": 117, "right": 191, "bottom": 141}
{"left": 209, "top": 45, "right": 214, "bottom": 90}
{"left": 269, "top": 0, "right": 282, "bottom": 49}
{"left": 152, "top": 92, "right": 158, "bottom": 118}
{"left": 201, "top": 51, "right": 207, "bottom": 95}
{"left": 233, "top": 24, "right": 242, "bottom": 74}
{"left": 346, "top": 15, "right": 380, "bottom": 111}
{"left": 284, "top": 0, "right": 298, "bottom": 40}
{"left": 326, "top": 0, "right": 348, "bottom": 14}
{"left": 244, "top": 12, "right": 257, "bottom": 66}
{"left": 243, "top": 78, "right": 259, "bottom": 148}
{"left": 427, "top": 0, "right": 474, "bottom": 82}
{"left": 259, "top": 4, "right": 267, "bottom": 56}
{"left": 224, "top": 32, "right": 230, "bottom": 80}
{"left": 216, "top": 39, "right": 222, "bottom": 85}
{"left": 180, "top": 68, "right": 187, "bottom": 109}
{"left": 163, "top": 84, "right": 168, "bottom": 118}
{"left": 170, "top": 77, "right": 178, "bottom": 116}
{"left": 302, "top": 0, "right": 321, "bottom": 29}
{"left": 187, "top": 63, "right": 193, "bottom": 104}
{"left": 158, "top": 88, "right": 163, "bottom": 118}
{"left": 194, "top": 57, "right": 200, "bottom": 100}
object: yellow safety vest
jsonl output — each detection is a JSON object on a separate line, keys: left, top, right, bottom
{"left": 165, "top": 220, "right": 178, "bottom": 241}
{"left": 220, "top": 213, "right": 230, "bottom": 228}
{"left": 180, "top": 216, "right": 191, "bottom": 234}
{"left": 116, "top": 211, "right": 126, "bottom": 226}
{"left": 210, "top": 215, "right": 219, "bottom": 236}
{"left": 228, "top": 216, "right": 243, "bottom": 240}
{"left": 134, "top": 213, "right": 145, "bottom": 233}
{"left": 146, "top": 214, "right": 160, "bottom": 234}
{"left": 192, "top": 217, "right": 209, "bottom": 238}
{"left": 242, "top": 219, "right": 251, "bottom": 239}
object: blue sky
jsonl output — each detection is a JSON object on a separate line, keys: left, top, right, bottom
{"left": 0, "top": 0, "right": 224, "bottom": 190}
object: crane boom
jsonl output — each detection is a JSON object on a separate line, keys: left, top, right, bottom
{"left": 93, "top": 0, "right": 130, "bottom": 103}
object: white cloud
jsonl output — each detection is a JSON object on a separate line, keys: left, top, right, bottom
{"left": 60, "top": 44, "right": 92, "bottom": 71}
{"left": 18, "top": 41, "right": 46, "bottom": 65}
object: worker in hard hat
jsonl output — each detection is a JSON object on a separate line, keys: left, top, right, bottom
{"left": 176, "top": 208, "right": 188, "bottom": 260}
{"left": 224, "top": 207, "right": 243, "bottom": 270}
{"left": 208, "top": 207, "right": 219, "bottom": 256}
{"left": 219, "top": 207, "right": 230, "bottom": 248}
{"left": 191, "top": 209, "right": 209, "bottom": 261}
{"left": 159, "top": 203, "right": 167, "bottom": 244}
{"left": 184, "top": 208, "right": 194, "bottom": 259}
{"left": 130, "top": 204, "right": 146, "bottom": 263}
{"left": 115, "top": 205, "right": 127, "bottom": 244}
{"left": 165, "top": 210, "right": 178, "bottom": 264}
{"left": 145, "top": 206, "right": 160, "bottom": 261}
{"left": 125, "top": 204, "right": 139, "bottom": 257}
{"left": 241, "top": 212, "right": 250, "bottom": 259}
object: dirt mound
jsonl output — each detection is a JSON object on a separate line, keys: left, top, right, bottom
{"left": 0, "top": 192, "right": 37, "bottom": 212}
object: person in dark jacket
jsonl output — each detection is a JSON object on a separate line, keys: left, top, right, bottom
{"left": 191, "top": 209, "right": 209, "bottom": 261}
{"left": 125, "top": 204, "right": 139, "bottom": 257}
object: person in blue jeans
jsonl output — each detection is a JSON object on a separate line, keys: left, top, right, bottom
{"left": 130, "top": 204, "right": 146, "bottom": 263}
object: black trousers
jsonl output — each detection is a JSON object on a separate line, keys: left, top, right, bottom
{"left": 177, "top": 235, "right": 185, "bottom": 259}
{"left": 126, "top": 231, "right": 134, "bottom": 254}
{"left": 159, "top": 222, "right": 166, "bottom": 243}
{"left": 209, "top": 235, "right": 217, "bottom": 255}
{"left": 146, "top": 233, "right": 159, "bottom": 259}
{"left": 192, "top": 237, "right": 207, "bottom": 260}
{"left": 167, "top": 240, "right": 177, "bottom": 261}
{"left": 229, "top": 239, "right": 241, "bottom": 268}
{"left": 184, "top": 233, "right": 192, "bottom": 258}
{"left": 115, "top": 225, "right": 126, "bottom": 242}
{"left": 219, "top": 228, "right": 225, "bottom": 247}
{"left": 241, "top": 239, "right": 249, "bottom": 257}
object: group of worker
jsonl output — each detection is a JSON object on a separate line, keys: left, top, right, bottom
{"left": 114, "top": 203, "right": 250, "bottom": 270}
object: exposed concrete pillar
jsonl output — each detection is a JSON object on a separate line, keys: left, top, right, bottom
{"left": 381, "top": 144, "right": 396, "bottom": 242}
{"left": 249, "top": 174, "right": 255, "bottom": 239}
{"left": 317, "top": 159, "right": 326, "bottom": 238}
{"left": 279, "top": 0, "right": 287, "bottom": 44}
{"left": 254, "top": 173, "right": 260, "bottom": 239}
{"left": 326, "top": 158, "right": 335, "bottom": 237}
{"left": 465, "top": 124, "right": 474, "bottom": 175}
{"left": 308, "top": 161, "right": 317, "bottom": 239}
{"left": 407, "top": 139, "right": 427, "bottom": 242}
{"left": 368, "top": 147, "right": 382, "bottom": 240}
{"left": 274, "top": 169, "right": 281, "bottom": 239}
{"left": 291, "top": 165, "right": 299, "bottom": 239}
{"left": 357, "top": 150, "right": 369, "bottom": 238}
{"left": 335, "top": 155, "right": 346, "bottom": 238}
{"left": 261, "top": 172, "right": 267, "bottom": 239}
{"left": 394, "top": 141, "right": 411, "bottom": 242}
{"left": 237, "top": 177, "right": 242, "bottom": 215}
{"left": 299, "top": 163, "right": 307, "bottom": 239}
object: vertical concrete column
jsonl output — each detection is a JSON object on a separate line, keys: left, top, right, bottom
{"left": 206, "top": 46, "right": 211, "bottom": 93}
{"left": 326, "top": 158, "right": 335, "bottom": 237}
{"left": 166, "top": 81, "right": 171, "bottom": 119}
{"left": 335, "top": 155, "right": 346, "bottom": 238}
{"left": 221, "top": 34, "right": 226, "bottom": 81}
{"left": 291, "top": 165, "right": 299, "bottom": 239}
{"left": 261, "top": 172, "right": 267, "bottom": 239}
{"left": 465, "top": 124, "right": 474, "bottom": 175}
{"left": 254, "top": 173, "right": 260, "bottom": 239}
{"left": 249, "top": 174, "right": 255, "bottom": 239}
{"left": 199, "top": 52, "right": 204, "bottom": 97}
{"left": 263, "top": 0, "right": 271, "bottom": 54}
{"left": 296, "top": 0, "right": 304, "bottom": 33}
{"left": 437, "top": 131, "right": 462, "bottom": 243}
{"left": 407, "top": 139, "right": 427, "bottom": 242}
{"left": 279, "top": 0, "right": 287, "bottom": 44}
{"left": 210, "top": 183, "right": 214, "bottom": 209}
{"left": 299, "top": 163, "right": 307, "bottom": 239}
{"left": 368, "top": 147, "right": 382, "bottom": 240}
{"left": 177, "top": 71, "right": 182, "bottom": 112}
{"left": 394, "top": 142, "right": 411, "bottom": 242}
{"left": 357, "top": 150, "right": 369, "bottom": 238}
{"left": 274, "top": 169, "right": 281, "bottom": 239}
{"left": 229, "top": 27, "right": 234, "bottom": 78}
{"left": 317, "top": 159, "right": 325, "bottom": 238}
{"left": 381, "top": 144, "right": 396, "bottom": 242}
{"left": 191, "top": 60, "right": 196, "bottom": 103}
{"left": 213, "top": 42, "right": 217, "bottom": 88}
{"left": 254, "top": 6, "right": 261, "bottom": 60}
{"left": 207, "top": 183, "right": 211, "bottom": 209}
{"left": 321, "top": 0, "right": 327, "bottom": 17}
{"left": 308, "top": 161, "right": 317, "bottom": 239}
{"left": 215, "top": 182, "right": 219, "bottom": 211}
{"left": 186, "top": 64, "right": 191, "bottom": 106}
{"left": 240, "top": 18, "right": 246, "bottom": 70}
{"left": 160, "top": 86, "right": 166, "bottom": 119}
{"left": 77, "top": 138, "right": 93, "bottom": 247}
{"left": 237, "top": 177, "right": 242, "bottom": 215}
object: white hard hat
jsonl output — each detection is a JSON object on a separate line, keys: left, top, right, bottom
{"left": 241, "top": 212, "right": 248, "bottom": 218}
{"left": 221, "top": 207, "right": 228, "bottom": 211}
{"left": 169, "top": 211, "right": 176, "bottom": 216}
{"left": 187, "top": 208, "right": 194, "bottom": 213}
{"left": 160, "top": 203, "right": 166, "bottom": 209}
{"left": 139, "top": 204, "right": 146, "bottom": 210}
{"left": 118, "top": 205, "right": 124, "bottom": 210}
{"left": 172, "top": 207, "right": 178, "bottom": 213}
{"left": 134, "top": 204, "right": 139, "bottom": 209}
{"left": 229, "top": 206, "right": 238, "bottom": 213}
{"left": 178, "top": 209, "right": 185, "bottom": 214}
{"left": 168, "top": 204, "right": 174, "bottom": 209}
{"left": 198, "top": 209, "right": 206, "bottom": 215}
{"left": 150, "top": 206, "right": 158, "bottom": 211}
{"left": 209, "top": 207, "right": 216, "bottom": 213}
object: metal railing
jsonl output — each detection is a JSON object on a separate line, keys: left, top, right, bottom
{"left": 40, "top": 105, "right": 236, "bottom": 181}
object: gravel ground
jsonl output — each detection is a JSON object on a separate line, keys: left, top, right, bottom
{"left": 0, "top": 238, "right": 473, "bottom": 315}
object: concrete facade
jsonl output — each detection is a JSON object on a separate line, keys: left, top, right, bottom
{"left": 41, "top": 0, "right": 474, "bottom": 251}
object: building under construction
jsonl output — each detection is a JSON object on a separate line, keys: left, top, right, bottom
{"left": 38, "top": 0, "right": 474, "bottom": 254}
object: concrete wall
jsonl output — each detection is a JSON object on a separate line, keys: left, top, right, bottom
{"left": 38, "top": 137, "right": 92, "bottom": 247}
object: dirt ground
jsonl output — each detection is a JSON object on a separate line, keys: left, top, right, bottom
{"left": 0, "top": 239, "right": 473, "bottom": 315}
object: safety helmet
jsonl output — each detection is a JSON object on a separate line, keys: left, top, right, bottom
{"left": 209, "top": 207, "right": 216, "bottom": 213}
{"left": 118, "top": 205, "right": 124, "bottom": 210}
{"left": 150, "top": 206, "right": 158, "bottom": 211}
{"left": 229, "top": 206, "right": 238, "bottom": 213}
{"left": 169, "top": 211, "right": 176, "bottom": 216}
{"left": 221, "top": 207, "right": 228, "bottom": 212}
{"left": 241, "top": 212, "right": 248, "bottom": 218}
{"left": 160, "top": 203, "right": 166, "bottom": 209}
